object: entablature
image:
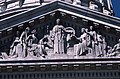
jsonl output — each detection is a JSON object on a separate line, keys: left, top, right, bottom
{"left": 0, "top": 59, "right": 120, "bottom": 73}
{"left": 0, "top": 1, "right": 119, "bottom": 32}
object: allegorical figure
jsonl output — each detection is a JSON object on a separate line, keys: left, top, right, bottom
{"left": 36, "top": 35, "right": 51, "bottom": 58}
{"left": 26, "top": 29, "right": 38, "bottom": 57}
{"left": 37, "top": 38, "right": 46, "bottom": 57}
{"left": 88, "top": 26, "right": 97, "bottom": 56}
{"left": 65, "top": 27, "right": 75, "bottom": 48}
{"left": 52, "top": 19, "right": 66, "bottom": 54}
{"left": 9, "top": 31, "right": 20, "bottom": 58}
{"left": 75, "top": 28, "right": 88, "bottom": 56}
{"left": 109, "top": 39, "right": 120, "bottom": 56}
{"left": 19, "top": 27, "right": 30, "bottom": 58}
{"left": 96, "top": 33, "right": 103, "bottom": 57}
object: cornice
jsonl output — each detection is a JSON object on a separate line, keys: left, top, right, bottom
{"left": 0, "top": 1, "right": 120, "bottom": 31}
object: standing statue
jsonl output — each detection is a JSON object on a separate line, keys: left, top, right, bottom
{"left": 85, "top": 28, "right": 93, "bottom": 54}
{"left": 96, "top": 32, "right": 107, "bottom": 57}
{"left": 36, "top": 35, "right": 51, "bottom": 58}
{"left": 102, "top": 37, "right": 107, "bottom": 56}
{"left": 88, "top": 26, "right": 97, "bottom": 56}
{"left": 52, "top": 19, "right": 66, "bottom": 54}
{"left": 18, "top": 27, "right": 30, "bottom": 58}
{"left": 96, "top": 33, "right": 103, "bottom": 57}
{"left": 74, "top": 38, "right": 83, "bottom": 56}
{"left": 37, "top": 38, "right": 46, "bottom": 57}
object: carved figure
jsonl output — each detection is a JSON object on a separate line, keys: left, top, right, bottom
{"left": 9, "top": 37, "right": 20, "bottom": 58}
{"left": 96, "top": 34, "right": 104, "bottom": 57}
{"left": 19, "top": 27, "right": 30, "bottom": 58}
{"left": 106, "top": 46, "right": 112, "bottom": 57}
{"left": 26, "top": 29, "right": 38, "bottom": 57}
{"left": 77, "top": 28, "right": 88, "bottom": 55}
{"left": 102, "top": 37, "right": 107, "bottom": 55}
{"left": 88, "top": 26, "right": 97, "bottom": 56}
{"left": 89, "top": 1, "right": 98, "bottom": 11}
{"left": 65, "top": 27, "right": 75, "bottom": 48}
{"left": 52, "top": 19, "right": 66, "bottom": 54}
{"left": 36, "top": 36, "right": 49, "bottom": 58}
{"left": 37, "top": 38, "right": 45, "bottom": 57}
{"left": 108, "top": 39, "right": 120, "bottom": 56}
{"left": 103, "top": 7, "right": 111, "bottom": 15}
{"left": 8, "top": 31, "right": 21, "bottom": 58}
{"left": 74, "top": 38, "right": 83, "bottom": 56}
{"left": 85, "top": 28, "right": 93, "bottom": 54}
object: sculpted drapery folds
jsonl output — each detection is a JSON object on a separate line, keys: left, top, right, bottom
{"left": 75, "top": 28, "right": 88, "bottom": 56}
{"left": 52, "top": 19, "right": 66, "bottom": 54}
{"left": 1, "top": 19, "right": 120, "bottom": 59}
{"left": 19, "top": 27, "right": 30, "bottom": 58}
{"left": 26, "top": 29, "right": 38, "bottom": 57}
{"left": 107, "top": 39, "right": 120, "bottom": 57}
{"left": 52, "top": 19, "right": 75, "bottom": 54}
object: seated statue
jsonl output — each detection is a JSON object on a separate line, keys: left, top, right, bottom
{"left": 74, "top": 28, "right": 89, "bottom": 56}
{"left": 36, "top": 35, "right": 53, "bottom": 58}
{"left": 107, "top": 39, "right": 120, "bottom": 57}
{"left": 9, "top": 37, "right": 21, "bottom": 58}
{"left": 26, "top": 29, "right": 38, "bottom": 57}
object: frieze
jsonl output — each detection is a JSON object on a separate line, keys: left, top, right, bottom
{"left": 0, "top": 19, "right": 120, "bottom": 60}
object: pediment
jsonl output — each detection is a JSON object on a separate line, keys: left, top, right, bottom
{"left": 0, "top": 1, "right": 120, "bottom": 63}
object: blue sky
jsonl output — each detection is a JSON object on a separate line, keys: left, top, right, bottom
{"left": 112, "top": 0, "right": 120, "bottom": 18}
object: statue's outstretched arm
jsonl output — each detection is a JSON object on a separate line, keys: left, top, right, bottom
{"left": 112, "top": 45, "right": 117, "bottom": 53}
{"left": 19, "top": 32, "right": 24, "bottom": 42}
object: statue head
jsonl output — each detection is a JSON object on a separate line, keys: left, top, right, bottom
{"left": 16, "top": 31, "right": 20, "bottom": 37}
{"left": 81, "top": 28, "right": 85, "bottom": 33}
{"left": 25, "top": 27, "right": 30, "bottom": 33}
{"left": 14, "top": 37, "right": 20, "bottom": 43}
{"left": 31, "top": 29, "right": 37, "bottom": 35}
{"left": 85, "top": 28, "right": 88, "bottom": 33}
{"left": 118, "top": 39, "right": 120, "bottom": 43}
{"left": 56, "top": 19, "right": 61, "bottom": 25}
{"left": 90, "top": 26, "right": 93, "bottom": 31}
